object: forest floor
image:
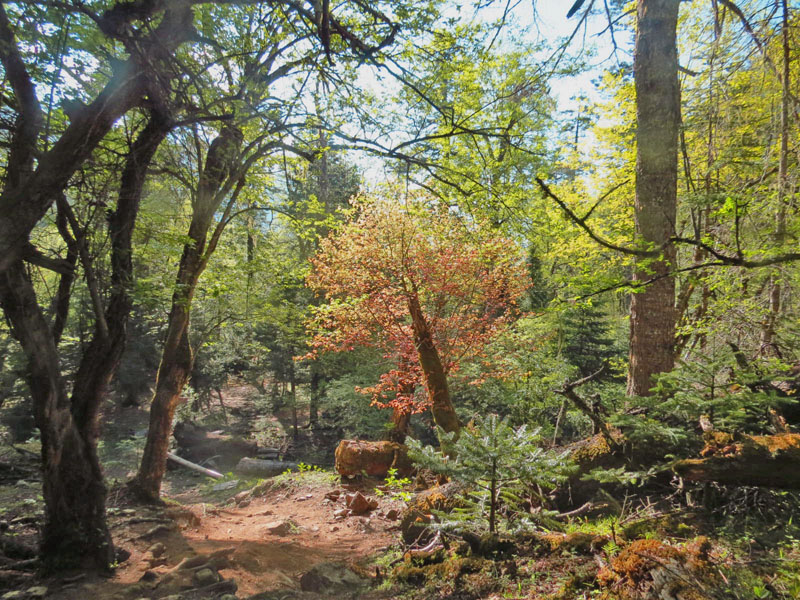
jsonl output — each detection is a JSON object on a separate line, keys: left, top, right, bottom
{"left": 1, "top": 384, "right": 799, "bottom": 600}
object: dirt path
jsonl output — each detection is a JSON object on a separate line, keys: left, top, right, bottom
{"left": 48, "top": 476, "right": 402, "bottom": 600}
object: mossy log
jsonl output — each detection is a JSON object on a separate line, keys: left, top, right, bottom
{"left": 673, "top": 432, "right": 800, "bottom": 489}
{"left": 334, "top": 439, "right": 413, "bottom": 478}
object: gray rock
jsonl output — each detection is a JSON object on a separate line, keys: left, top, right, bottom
{"left": 299, "top": 562, "right": 365, "bottom": 594}
{"left": 213, "top": 480, "right": 239, "bottom": 492}
{"left": 194, "top": 567, "right": 218, "bottom": 587}
{"left": 147, "top": 542, "right": 166, "bottom": 557}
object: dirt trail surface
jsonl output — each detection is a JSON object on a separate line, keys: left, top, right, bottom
{"left": 50, "top": 476, "right": 402, "bottom": 599}
{"left": 0, "top": 384, "right": 406, "bottom": 600}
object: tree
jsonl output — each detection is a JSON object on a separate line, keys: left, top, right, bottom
{"left": 408, "top": 414, "right": 570, "bottom": 533}
{"left": 627, "top": 0, "right": 681, "bottom": 396}
{"left": 306, "top": 191, "right": 527, "bottom": 440}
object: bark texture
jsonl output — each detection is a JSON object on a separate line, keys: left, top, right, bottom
{"left": 135, "top": 126, "right": 244, "bottom": 501}
{"left": 627, "top": 0, "right": 680, "bottom": 397}
{"left": 407, "top": 292, "right": 460, "bottom": 436}
{"left": 673, "top": 432, "right": 800, "bottom": 489}
{"left": 0, "top": 111, "right": 170, "bottom": 569}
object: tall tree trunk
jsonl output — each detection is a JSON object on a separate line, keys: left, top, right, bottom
{"left": 407, "top": 292, "right": 460, "bottom": 436}
{"left": 760, "top": 0, "right": 790, "bottom": 358}
{"left": 134, "top": 126, "right": 243, "bottom": 502}
{"left": 0, "top": 112, "right": 169, "bottom": 569}
{"left": 627, "top": 0, "right": 680, "bottom": 397}
{"left": 0, "top": 262, "right": 112, "bottom": 570}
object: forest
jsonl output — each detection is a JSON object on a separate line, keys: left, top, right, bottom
{"left": 0, "top": 0, "right": 798, "bottom": 598}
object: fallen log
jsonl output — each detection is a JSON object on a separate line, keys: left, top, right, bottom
{"left": 234, "top": 457, "right": 298, "bottom": 478}
{"left": 167, "top": 452, "right": 224, "bottom": 479}
{"left": 673, "top": 432, "right": 800, "bottom": 489}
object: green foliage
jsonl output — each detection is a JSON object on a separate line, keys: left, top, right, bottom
{"left": 408, "top": 414, "right": 573, "bottom": 533}
{"left": 375, "top": 468, "right": 412, "bottom": 502}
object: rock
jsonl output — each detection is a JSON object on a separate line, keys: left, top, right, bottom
{"left": 147, "top": 542, "right": 167, "bottom": 558}
{"left": 334, "top": 440, "right": 413, "bottom": 477}
{"left": 345, "top": 491, "right": 374, "bottom": 515}
{"left": 300, "top": 562, "right": 365, "bottom": 594}
{"left": 385, "top": 508, "right": 400, "bottom": 521}
{"left": 139, "top": 570, "right": 159, "bottom": 583}
{"left": 141, "top": 524, "right": 174, "bottom": 539}
{"left": 213, "top": 480, "right": 240, "bottom": 492}
{"left": 325, "top": 490, "right": 342, "bottom": 501}
{"left": 263, "top": 519, "right": 298, "bottom": 536}
{"left": 234, "top": 490, "right": 250, "bottom": 504}
{"left": 115, "top": 545, "right": 132, "bottom": 564}
{"left": 333, "top": 508, "right": 350, "bottom": 519}
{"left": 238, "top": 499, "right": 251, "bottom": 508}
{"left": 194, "top": 568, "right": 218, "bottom": 587}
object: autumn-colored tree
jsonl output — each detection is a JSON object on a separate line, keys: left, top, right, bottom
{"left": 306, "top": 191, "right": 527, "bottom": 440}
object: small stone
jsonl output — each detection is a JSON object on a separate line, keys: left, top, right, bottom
{"left": 194, "top": 568, "right": 218, "bottom": 587}
{"left": 345, "top": 491, "right": 372, "bottom": 515}
{"left": 333, "top": 508, "right": 350, "bottom": 519}
{"left": 237, "top": 500, "right": 251, "bottom": 509}
{"left": 212, "top": 480, "right": 239, "bottom": 492}
{"left": 325, "top": 490, "right": 341, "bottom": 501}
{"left": 26, "top": 586, "right": 48, "bottom": 599}
{"left": 142, "top": 524, "right": 173, "bottom": 539}
{"left": 263, "top": 519, "right": 298, "bottom": 536}
{"left": 329, "top": 526, "right": 340, "bottom": 532}
{"left": 385, "top": 508, "right": 400, "bottom": 521}
{"left": 147, "top": 542, "right": 166, "bottom": 558}
{"left": 234, "top": 490, "right": 250, "bottom": 503}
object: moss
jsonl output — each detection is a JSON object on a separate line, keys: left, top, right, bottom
{"left": 598, "top": 538, "right": 722, "bottom": 600}
{"left": 392, "top": 556, "right": 485, "bottom": 584}
{"left": 543, "top": 532, "right": 608, "bottom": 555}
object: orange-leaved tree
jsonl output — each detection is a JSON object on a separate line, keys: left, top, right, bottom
{"left": 306, "top": 191, "right": 527, "bottom": 440}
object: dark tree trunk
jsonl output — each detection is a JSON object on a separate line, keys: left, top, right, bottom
{"left": 407, "top": 291, "right": 460, "bottom": 436}
{"left": 0, "top": 111, "right": 169, "bottom": 569}
{"left": 627, "top": 0, "right": 680, "bottom": 397}
{"left": 134, "top": 126, "right": 243, "bottom": 502}
{"left": 0, "top": 262, "right": 113, "bottom": 570}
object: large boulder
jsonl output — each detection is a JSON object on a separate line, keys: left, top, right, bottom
{"left": 334, "top": 440, "right": 413, "bottom": 478}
